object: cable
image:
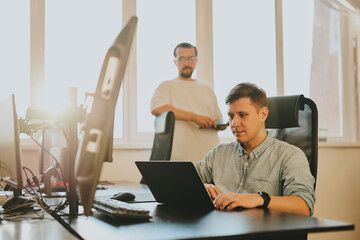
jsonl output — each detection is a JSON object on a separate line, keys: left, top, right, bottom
{"left": 22, "top": 166, "right": 45, "bottom": 206}
{"left": 22, "top": 165, "right": 70, "bottom": 213}
{"left": 23, "top": 166, "right": 43, "bottom": 195}
{"left": 0, "top": 204, "right": 53, "bottom": 222}
{"left": 21, "top": 167, "right": 48, "bottom": 212}
{"left": 28, "top": 122, "right": 70, "bottom": 195}
{"left": 2, "top": 201, "right": 36, "bottom": 214}
{"left": 29, "top": 132, "right": 71, "bottom": 213}
{"left": 0, "top": 193, "right": 40, "bottom": 215}
{"left": 28, "top": 121, "right": 79, "bottom": 215}
{"left": 29, "top": 132, "right": 70, "bottom": 197}
{"left": 39, "top": 199, "right": 84, "bottom": 240}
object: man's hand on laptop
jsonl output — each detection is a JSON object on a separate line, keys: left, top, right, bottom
{"left": 204, "top": 183, "right": 221, "bottom": 199}
{"left": 214, "top": 193, "right": 263, "bottom": 211}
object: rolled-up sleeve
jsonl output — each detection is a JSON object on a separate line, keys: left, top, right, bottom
{"left": 281, "top": 148, "right": 316, "bottom": 215}
{"left": 194, "top": 149, "right": 217, "bottom": 184}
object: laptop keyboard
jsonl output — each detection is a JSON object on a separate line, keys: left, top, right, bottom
{"left": 93, "top": 198, "right": 151, "bottom": 220}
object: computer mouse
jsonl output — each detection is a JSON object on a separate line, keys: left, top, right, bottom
{"left": 110, "top": 192, "right": 136, "bottom": 202}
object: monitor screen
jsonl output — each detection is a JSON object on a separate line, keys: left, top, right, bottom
{"left": 75, "top": 16, "right": 138, "bottom": 216}
{"left": 0, "top": 94, "right": 23, "bottom": 196}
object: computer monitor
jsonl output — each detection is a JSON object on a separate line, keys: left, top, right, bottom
{"left": 75, "top": 16, "right": 138, "bottom": 216}
{"left": 0, "top": 94, "right": 24, "bottom": 198}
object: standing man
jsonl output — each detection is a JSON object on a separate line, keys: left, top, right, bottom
{"left": 151, "top": 42, "right": 223, "bottom": 162}
{"left": 195, "top": 83, "right": 315, "bottom": 216}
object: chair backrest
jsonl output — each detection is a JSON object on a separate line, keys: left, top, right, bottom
{"left": 149, "top": 111, "right": 175, "bottom": 160}
{"left": 140, "top": 111, "right": 175, "bottom": 184}
{"left": 265, "top": 95, "right": 318, "bottom": 189}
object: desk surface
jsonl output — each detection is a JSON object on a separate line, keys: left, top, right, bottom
{"left": 64, "top": 203, "right": 353, "bottom": 240}
{"left": 0, "top": 208, "right": 77, "bottom": 240}
{"left": 61, "top": 182, "right": 354, "bottom": 240}
{"left": 0, "top": 183, "right": 354, "bottom": 240}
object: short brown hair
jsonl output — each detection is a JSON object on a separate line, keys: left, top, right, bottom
{"left": 173, "top": 42, "right": 197, "bottom": 58}
{"left": 225, "top": 82, "right": 267, "bottom": 110}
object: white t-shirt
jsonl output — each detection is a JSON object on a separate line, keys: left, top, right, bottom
{"left": 150, "top": 78, "right": 223, "bottom": 162}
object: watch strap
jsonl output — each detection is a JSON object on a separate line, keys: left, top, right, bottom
{"left": 258, "top": 191, "right": 271, "bottom": 208}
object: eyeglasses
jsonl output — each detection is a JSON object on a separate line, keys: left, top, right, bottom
{"left": 176, "top": 56, "right": 197, "bottom": 63}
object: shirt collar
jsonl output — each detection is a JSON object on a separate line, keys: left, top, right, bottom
{"left": 237, "top": 132, "right": 274, "bottom": 159}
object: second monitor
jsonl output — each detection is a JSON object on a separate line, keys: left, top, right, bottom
{"left": 74, "top": 16, "right": 138, "bottom": 216}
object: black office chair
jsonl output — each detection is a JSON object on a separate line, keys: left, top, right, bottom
{"left": 140, "top": 111, "right": 175, "bottom": 184}
{"left": 265, "top": 95, "right": 318, "bottom": 190}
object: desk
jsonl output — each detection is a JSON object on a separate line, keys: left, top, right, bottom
{"left": 0, "top": 208, "right": 78, "bottom": 240}
{"left": 60, "top": 182, "right": 354, "bottom": 240}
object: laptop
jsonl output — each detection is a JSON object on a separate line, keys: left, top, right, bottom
{"left": 135, "top": 161, "right": 215, "bottom": 209}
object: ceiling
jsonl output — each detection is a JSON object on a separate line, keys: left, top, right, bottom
{"left": 348, "top": 0, "right": 360, "bottom": 10}
{"left": 338, "top": 0, "right": 360, "bottom": 12}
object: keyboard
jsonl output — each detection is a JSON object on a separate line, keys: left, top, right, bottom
{"left": 92, "top": 198, "right": 151, "bottom": 220}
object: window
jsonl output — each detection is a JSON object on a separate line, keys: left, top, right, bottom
{"left": 282, "top": 0, "right": 315, "bottom": 97}
{"left": 213, "top": 0, "right": 277, "bottom": 137}
{"left": 44, "top": 0, "right": 123, "bottom": 137}
{"left": 0, "top": 1, "right": 30, "bottom": 117}
{"left": 136, "top": 0, "right": 196, "bottom": 134}
{"left": 283, "top": 0, "right": 343, "bottom": 139}
{"left": 26, "top": 0, "right": 360, "bottom": 145}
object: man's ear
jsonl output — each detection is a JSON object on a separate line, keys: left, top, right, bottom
{"left": 260, "top": 107, "right": 269, "bottom": 121}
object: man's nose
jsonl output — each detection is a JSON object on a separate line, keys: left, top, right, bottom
{"left": 231, "top": 115, "right": 241, "bottom": 127}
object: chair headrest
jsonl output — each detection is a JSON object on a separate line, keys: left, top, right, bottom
{"left": 154, "top": 111, "right": 175, "bottom": 134}
{"left": 265, "top": 95, "right": 304, "bottom": 129}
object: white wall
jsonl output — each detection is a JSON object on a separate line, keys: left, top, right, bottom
{"left": 309, "top": 146, "right": 360, "bottom": 240}
{"left": 21, "top": 145, "right": 359, "bottom": 239}
{"left": 99, "top": 148, "right": 151, "bottom": 183}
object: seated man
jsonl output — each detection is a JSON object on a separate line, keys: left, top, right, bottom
{"left": 195, "top": 83, "right": 315, "bottom": 216}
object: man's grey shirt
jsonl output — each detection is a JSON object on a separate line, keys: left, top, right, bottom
{"left": 194, "top": 134, "right": 316, "bottom": 215}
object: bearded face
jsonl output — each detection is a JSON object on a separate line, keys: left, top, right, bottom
{"left": 174, "top": 47, "right": 197, "bottom": 80}
{"left": 179, "top": 66, "right": 194, "bottom": 78}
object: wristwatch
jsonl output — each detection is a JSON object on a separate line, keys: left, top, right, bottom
{"left": 258, "top": 191, "right": 271, "bottom": 208}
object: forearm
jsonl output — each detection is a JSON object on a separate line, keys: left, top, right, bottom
{"left": 215, "top": 193, "right": 310, "bottom": 216}
{"left": 151, "top": 105, "right": 196, "bottom": 121}
{"left": 268, "top": 195, "right": 310, "bottom": 216}
{"left": 152, "top": 105, "right": 217, "bottom": 128}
